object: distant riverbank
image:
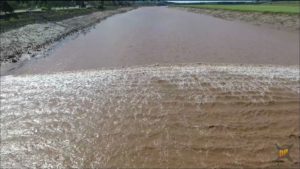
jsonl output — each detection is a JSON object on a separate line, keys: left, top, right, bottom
{"left": 173, "top": 4, "right": 299, "bottom": 31}
{"left": 177, "top": 3, "right": 300, "bottom": 14}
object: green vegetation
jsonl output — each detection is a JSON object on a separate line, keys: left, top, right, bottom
{"left": 180, "top": 3, "right": 300, "bottom": 14}
{"left": 1, "top": 0, "right": 163, "bottom": 33}
{"left": 0, "top": 0, "right": 132, "bottom": 33}
{"left": 0, "top": 8, "right": 104, "bottom": 33}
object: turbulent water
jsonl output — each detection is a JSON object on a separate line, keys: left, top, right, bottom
{"left": 1, "top": 64, "right": 299, "bottom": 168}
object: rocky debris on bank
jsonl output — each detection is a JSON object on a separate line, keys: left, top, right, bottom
{"left": 176, "top": 7, "right": 299, "bottom": 32}
{"left": 0, "top": 8, "right": 133, "bottom": 64}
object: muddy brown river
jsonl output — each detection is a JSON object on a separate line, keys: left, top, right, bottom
{"left": 1, "top": 64, "right": 300, "bottom": 168}
{"left": 6, "top": 7, "right": 299, "bottom": 75}
{"left": 1, "top": 7, "right": 300, "bottom": 169}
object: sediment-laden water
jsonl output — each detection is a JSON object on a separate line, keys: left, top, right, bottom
{"left": 1, "top": 64, "right": 299, "bottom": 168}
{"left": 5, "top": 7, "right": 298, "bottom": 76}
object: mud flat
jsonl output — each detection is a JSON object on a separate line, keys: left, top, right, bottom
{"left": 1, "top": 64, "right": 299, "bottom": 168}
{"left": 0, "top": 7, "right": 133, "bottom": 64}
{"left": 175, "top": 7, "right": 300, "bottom": 32}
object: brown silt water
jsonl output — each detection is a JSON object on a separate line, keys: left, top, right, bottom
{"left": 8, "top": 7, "right": 299, "bottom": 75}
{"left": 1, "top": 7, "right": 299, "bottom": 169}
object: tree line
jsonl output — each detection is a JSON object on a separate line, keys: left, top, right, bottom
{"left": 0, "top": 0, "right": 163, "bottom": 14}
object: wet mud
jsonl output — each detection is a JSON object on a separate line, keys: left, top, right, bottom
{"left": 1, "top": 64, "right": 299, "bottom": 168}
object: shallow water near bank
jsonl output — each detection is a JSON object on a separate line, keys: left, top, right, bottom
{"left": 6, "top": 7, "right": 299, "bottom": 75}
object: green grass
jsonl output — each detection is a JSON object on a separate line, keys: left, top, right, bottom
{"left": 180, "top": 4, "right": 300, "bottom": 14}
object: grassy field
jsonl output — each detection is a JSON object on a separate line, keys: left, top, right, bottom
{"left": 180, "top": 3, "right": 300, "bottom": 14}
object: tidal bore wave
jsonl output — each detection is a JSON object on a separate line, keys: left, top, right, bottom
{"left": 1, "top": 64, "right": 299, "bottom": 168}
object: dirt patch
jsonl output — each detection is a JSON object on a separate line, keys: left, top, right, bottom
{"left": 174, "top": 7, "right": 299, "bottom": 32}
{"left": 0, "top": 7, "right": 133, "bottom": 64}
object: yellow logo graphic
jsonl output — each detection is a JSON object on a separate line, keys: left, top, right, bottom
{"left": 278, "top": 148, "right": 289, "bottom": 158}
{"left": 276, "top": 144, "right": 293, "bottom": 162}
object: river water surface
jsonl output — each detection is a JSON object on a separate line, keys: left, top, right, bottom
{"left": 1, "top": 64, "right": 300, "bottom": 168}
{"left": 7, "top": 7, "right": 299, "bottom": 75}
{"left": 1, "top": 7, "right": 299, "bottom": 169}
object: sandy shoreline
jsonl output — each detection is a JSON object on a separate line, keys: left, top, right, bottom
{"left": 0, "top": 7, "right": 133, "bottom": 64}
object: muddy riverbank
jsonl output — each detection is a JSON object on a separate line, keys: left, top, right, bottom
{"left": 1, "top": 63, "right": 299, "bottom": 168}
{"left": 174, "top": 7, "right": 300, "bottom": 32}
{"left": 0, "top": 7, "right": 133, "bottom": 64}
